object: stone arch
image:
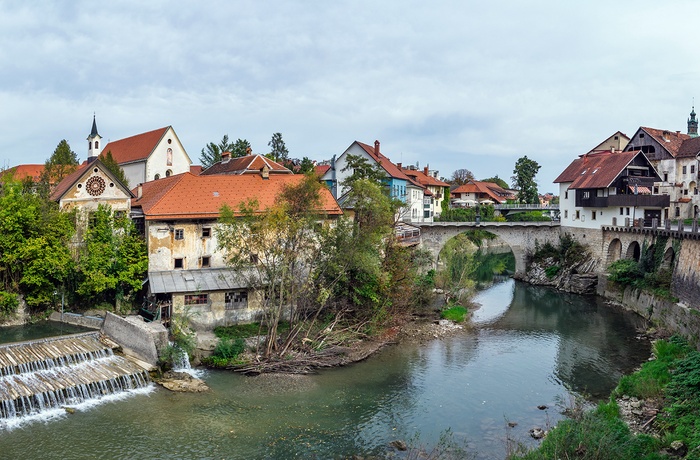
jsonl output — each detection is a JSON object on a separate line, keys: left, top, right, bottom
{"left": 607, "top": 238, "right": 622, "bottom": 264}
{"left": 662, "top": 246, "right": 675, "bottom": 270}
{"left": 626, "top": 241, "right": 641, "bottom": 261}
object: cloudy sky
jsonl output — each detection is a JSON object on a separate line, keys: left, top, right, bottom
{"left": 2, "top": 1, "right": 699, "bottom": 191}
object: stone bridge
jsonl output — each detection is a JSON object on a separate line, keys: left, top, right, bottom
{"left": 416, "top": 221, "right": 561, "bottom": 276}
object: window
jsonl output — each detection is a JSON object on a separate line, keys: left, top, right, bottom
{"left": 683, "top": 165, "right": 687, "bottom": 174}
{"left": 154, "top": 173, "right": 161, "bottom": 180}
{"left": 692, "top": 165, "right": 696, "bottom": 174}
{"left": 166, "top": 169, "right": 172, "bottom": 177}
{"left": 564, "top": 191, "right": 568, "bottom": 199}
{"left": 619, "top": 207, "right": 624, "bottom": 215}
{"left": 167, "top": 148, "right": 173, "bottom": 166}
{"left": 639, "top": 133, "right": 645, "bottom": 138}
{"left": 564, "top": 210, "right": 568, "bottom": 218}
{"left": 626, "top": 207, "right": 630, "bottom": 216}
{"left": 653, "top": 186, "right": 659, "bottom": 194}
{"left": 202, "top": 227, "right": 211, "bottom": 238}
{"left": 591, "top": 211, "right": 596, "bottom": 220}
{"left": 95, "top": 141, "right": 99, "bottom": 149}
{"left": 675, "top": 207, "right": 681, "bottom": 217}
{"left": 663, "top": 173, "right": 668, "bottom": 182}
{"left": 185, "top": 294, "right": 208, "bottom": 305}
{"left": 201, "top": 256, "right": 211, "bottom": 268}
{"left": 174, "top": 229, "right": 184, "bottom": 240}
{"left": 174, "top": 258, "right": 184, "bottom": 269}
{"left": 684, "top": 189, "right": 689, "bottom": 196}
{"left": 225, "top": 290, "right": 248, "bottom": 310}
{"left": 575, "top": 210, "right": 580, "bottom": 220}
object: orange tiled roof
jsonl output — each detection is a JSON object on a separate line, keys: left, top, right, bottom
{"left": 133, "top": 173, "right": 342, "bottom": 220}
{"left": 200, "top": 154, "right": 292, "bottom": 176}
{"left": 100, "top": 127, "right": 169, "bottom": 164}
{"left": 452, "top": 180, "right": 511, "bottom": 203}
{"left": 356, "top": 141, "right": 412, "bottom": 181}
{"left": 2, "top": 164, "right": 45, "bottom": 182}
{"left": 401, "top": 167, "right": 449, "bottom": 189}
{"left": 49, "top": 162, "right": 90, "bottom": 201}
{"left": 554, "top": 150, "right": 646, "bottom": 189}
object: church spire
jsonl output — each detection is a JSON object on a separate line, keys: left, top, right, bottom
{"left": 87, "top": 113, "right": 102, "bottom": 161}
{"left": 688, "top": 101, "right": 698, "bottom": 138}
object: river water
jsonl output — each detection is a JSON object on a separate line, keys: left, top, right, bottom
{"left": 0, "top": 280, "right": 650, "bottom": 460}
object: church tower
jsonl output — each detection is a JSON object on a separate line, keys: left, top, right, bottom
{"left": 87, "top": 114, "right": 102, "bottom": 162}
{"left": 688, "top": 104, "right": 698, "bottom": 138}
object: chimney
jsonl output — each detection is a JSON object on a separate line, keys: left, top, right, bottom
{"left": 397, "top": 162, "right": 402, "bottom": 169}
{"left": 261, "top": 165, "right": 270, "bottom": 180}
{"left": 374, "top": 140, "right": 380, "bottom": 156}
{"left": 246, "top": 147, "right": 252, "bottom": 156}
{"left": 424, "top": 166, "right": 429, "bottom": 175}
{"left": 137, "top": 183, "right": 143, "bottom": 199}
{"left": 222, "top": 151, "right": 231, "bottom": 163}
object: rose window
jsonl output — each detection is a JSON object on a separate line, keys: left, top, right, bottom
{"left": 86, "top": 176, "right": 106, "bottom": 196}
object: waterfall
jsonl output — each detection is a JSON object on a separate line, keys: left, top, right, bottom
{"left": 170, "top": 344, "right": 203, "bottom": 378}
{"left": 0, "top": 332, "right": 151, "bottom": 428}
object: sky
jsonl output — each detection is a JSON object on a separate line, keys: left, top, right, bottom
{"left": 2, "top": 1, "right": 700, "bottom": 193}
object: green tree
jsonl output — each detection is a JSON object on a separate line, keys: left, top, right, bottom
{"left": 512, "top": 156, "right": 541, "bottom": 204}
{"left": 231, "top": 138, "right": 252, "bottom": 158}
{"left": 450, "top": 168, "right": 475, "bottom": 186}
{"left": 340, "top": 154, "right": 387, "bottom": 190}
{"left": 41, "top": 139, "right": 79, "bottom": 193}
{"left": 481, "top": 175, "right": 509, "bottom": 189}
{"left": 199, "top": 135, "right": 237, "bottom": 169}
{"left": 267, "top": 132, "right": 289, "bottom": 162}
{"left": 74, "top": 205, "right": 148, "bottom": 309}
{"left": 101, "top": 151, "right": 130, "bottom": 188}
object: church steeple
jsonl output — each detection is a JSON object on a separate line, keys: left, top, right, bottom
{"left": 688, "top": 103, "right": 698, "bottom": 138}
{"left": 87, "top": 114, "right": 102, "bottom": 162}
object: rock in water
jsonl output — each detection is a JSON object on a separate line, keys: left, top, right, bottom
{"left": 156, "top": 371, "right": 209, "bottom": 392}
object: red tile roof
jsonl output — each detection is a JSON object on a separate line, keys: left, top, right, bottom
{"left": 452, "top": 180, "right": 512, "bottom": 203}
{"left": 675, "top": 136, "right": 700, "bottom": 158}
{"left": 315, "top": 164, "right": 331, "bottom": 176}
{"left": 554, "top": 150, "right": 643, "bottom": 189}
{"left": 200, "top": 154, "right": 292, "bottom": 175}
{"left": 133, "top": 172, "right": 342, "bottom": 220}
{"left": 356, "top": 141, "right": 412, "bottom": 181}
{"left": 100, "top": 127, "right": 169, "bottom": 164}
{"left": 401, "top": 167, "right": 450, "bottom": 189}
{"left": 2, "top": 164, "right": 45, "bottom": 182}
{"left": 49, "top": 162, "right": 90, "bottom": 201}
{"left": 639, "top": 127, "right": 690, "bottom": 157}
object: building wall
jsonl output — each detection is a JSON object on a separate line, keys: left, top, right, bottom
{"left": 145, "top": 127, "right": 191, "bottom": 182}
{"left": 172, "top": 290, "right": 265, "bottom": 331}
{"left": 58, "top": 166, "right": 131, "bottom": 214}
{"left": 122, "top": 162, "right": 146, "bottom": 189}
{"left": 147, "top": 220, "right": 222, "bottom": 271}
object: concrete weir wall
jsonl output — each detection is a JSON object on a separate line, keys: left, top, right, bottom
{"left": 101, "top": 312, "right": 168, "bottom": 366}
{"left": 49, "top": 311, "right": 103, "bottom": 329}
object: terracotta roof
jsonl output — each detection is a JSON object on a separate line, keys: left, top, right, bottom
{"left": 100, "top": 127, "right": 169, "bottom": 164}
{"left": 401, "top": 167, "right": 450, "bottom": 189}
{"left": 2, "top": 164, "right": 45, "bottom": 182}
{"left": 356, "top": 141, "right": 411, "bottom": 181}
{"left": 133, "top": 173, "right": 342, "bottom": 220}
{"left": 676, "top": 136, "right": 700, "bottom": 158}
{"left": 452, "top": 180, "right": 512, "bottom": 203}
{"left": 554, "top": 150, "right": 643, "bottom": 189}
{"left": 200, "top": 154, "right": 292, "bottom": 175}
{"left": 639, "top": 127, "right": 690, "bottom": 157}
{"left": 315, "top": 164, "right": 331, "bottom": 176}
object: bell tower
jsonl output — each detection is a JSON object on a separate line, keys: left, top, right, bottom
{"left": 87, "top": 114, "right": 102, "bottom": 162}
{"left": 688, "top": 103, "right": 698, "bottom": 138}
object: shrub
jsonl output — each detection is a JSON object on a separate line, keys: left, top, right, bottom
{"left": 607, "top": 259, "right": 643, "bottom": 285}
{"left": 0, "top": 291, "right": 19, "bottom": 319}
{"left": 441, "top": 305, "right": 467, "bottom": 322}
{"left": 213, "top": 338, "right": 246, "bottom": 360}
{"left": 545, "top": 265, "right": 560, "bottom": 279}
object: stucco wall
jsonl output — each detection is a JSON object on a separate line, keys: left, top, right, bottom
{"left": 147, "top": 220, "right": 222, "bottom": 271}
{"left": 173, "top": 291, "right": 266, "bottom": 331}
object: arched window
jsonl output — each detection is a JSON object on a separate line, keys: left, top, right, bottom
{"left": 166, "top": 169, "right": 172, "bottom": 177}
{"left": 154, "top": 174, "right": 161, "bottom": 180}
{"left": 89, "top": 141, "right": 92, "bottom": 149}
{"left": 95, "top": 141, "right": 99, "bottom": 149}
{"left": 167, "top": 148, "right": 173, "bottom": 166}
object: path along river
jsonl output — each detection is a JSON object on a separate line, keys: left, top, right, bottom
{"left": 0, "top": 279, "right": 650, "bottom": 460}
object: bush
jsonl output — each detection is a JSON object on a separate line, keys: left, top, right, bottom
{"left": 506, "top": 211, "right": 551, "bottom": 222}
{"left": 607, "top": 259, "right": 643, "bottom": 285}
{"left": 214, "top": 322, "right": 290, "bottom": 340}
{"left": 441, "top": 305, "right": 467, "bottom": 322}
{"left": 0, "top": 291, "right": 19, "bottom": 319}
{"left": 213, "top": 338, "right": 246, "bottom": 360}
{"left": 545, "top": 265, "right": 560, "bottom": 279}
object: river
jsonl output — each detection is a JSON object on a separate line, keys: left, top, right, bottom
{"left": 0, "top": 280, "right": 650, "bottom": 460}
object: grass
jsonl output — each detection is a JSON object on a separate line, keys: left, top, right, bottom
{"left": 213, "top": 321, "right": 290, "bottom": 340}
{"left": 511, "top": 336, "right": 700, "bottom": 460}
{"left": 440, "top": 305, "right": 468, "bottom": 322}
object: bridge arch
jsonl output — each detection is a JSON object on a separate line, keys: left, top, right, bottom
{"left": 625, "top": 241, "right": 641, "bottom": 261}
{"left": 606, "top": 238, "right": 622, "bottom": 264}
{"left": 662, "top": 246, "right": 676, "bottom": 270}
{"left": 416, "top": 222, "right": 561, "bottom": 277}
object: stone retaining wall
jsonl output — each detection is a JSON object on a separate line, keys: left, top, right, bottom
{"left": 49, "top": 311, "right": 104, "bottom": 329}
{"left": 101, "top": 312, "right": 168, "bottom": 365}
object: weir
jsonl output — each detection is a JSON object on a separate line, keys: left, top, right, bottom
{"left": 0, "top": 331, "right": 150, "bottom": 420}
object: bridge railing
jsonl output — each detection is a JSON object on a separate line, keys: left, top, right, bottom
{"left": 493, "top": 203, "right": 559, "bottom": 210}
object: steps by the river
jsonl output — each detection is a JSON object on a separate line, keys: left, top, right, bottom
{"left": 0, "top": 331, "right": 150, "bottom": 420}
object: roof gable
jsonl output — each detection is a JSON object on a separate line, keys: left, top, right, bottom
{"left": 554, "top": 150, "right": 656, "bottom": 189}
{"left": 50, "top": 159, "right": 134, "bottom": 202}
{"left": 200, "top": 154, "right": 292, "bottom": 176}
{"left": 354, "top": 141, "right": 411, "bottom": 181}
{"left": 100, "top": 126, "right": 169, "bottom": 164}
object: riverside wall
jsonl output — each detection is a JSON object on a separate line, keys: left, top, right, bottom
{"left": 101, "top": 312, "right": 168, "bottom": 365}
